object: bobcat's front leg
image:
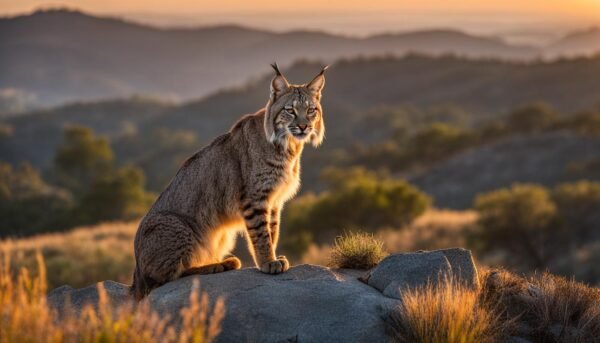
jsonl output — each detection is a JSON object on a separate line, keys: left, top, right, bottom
{"left": 241, "top": 197, "right": 288, "bottom": 274}
{"left": 269, "top": 206, "right": 289, "bottom": 271}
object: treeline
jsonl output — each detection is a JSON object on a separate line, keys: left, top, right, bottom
{"left": 0, "top": 126, "right": 153, "bottom": 237}
{"left": 346, "top": 102, "right": 600, "bottom": 173}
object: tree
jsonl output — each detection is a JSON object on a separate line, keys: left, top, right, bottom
{"left": 552, "top": 181, "right": 600, "bottom": 243}
{"left": 406, "top": 122, "right": 476, "bottom": 161}
{"left": 52, "top": 126, "right": 153, "bottom": 226}
{"left": 0, "top": 162, "right": 73, "bottom": 237}
{"left": 506, "top": 102, "right": 559, "bottom": 133}
{"left": 76, "top": 166, "right": 153, "bottom": 224}
{"left": 53, "top": 126, "right": 113, "bottom": 193}
{"left": 473, "top": 183, "right": 563, "bottom": 269}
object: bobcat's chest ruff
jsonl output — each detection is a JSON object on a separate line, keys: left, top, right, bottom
{"left": 271, "top": 157, "right": 300, "bottom": 205}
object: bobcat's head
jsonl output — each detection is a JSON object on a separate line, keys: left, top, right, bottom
{"left": 264, "top": 63, "right": 326, "bottom": 148}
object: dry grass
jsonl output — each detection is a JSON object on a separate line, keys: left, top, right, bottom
{"left": 0, "top": 252, "right": 224, "bottom": 343}
{"left": 0, "top": 221, "right": 137, "bottom": 289}
{"left": 481, "top": 269, "right": 600, "bottom": 342}
{"left": 328, "top": 231, "right": 388, "bottom": 269}
{"left": 387, "top": 275, "right": 508, "bottom": 343}
{"left": 387, "top": 268, "right": 600, "bottom": 343}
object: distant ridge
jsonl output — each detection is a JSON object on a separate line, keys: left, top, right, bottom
{"left": 0, "top": 8, "right": 543, "bottom": 108}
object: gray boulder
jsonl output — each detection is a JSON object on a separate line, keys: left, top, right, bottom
{"left": 47, "top": 249, "right": 480, "bottom": 342}
{"left": 47, "top": 280, "right": 132, "bottom": 315}
{"left": 361, "top": 248, "right": 479, "bottom": 299}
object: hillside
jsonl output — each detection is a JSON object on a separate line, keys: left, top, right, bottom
{"left": 546, "top": 27, "right": 600, "bottom": 57}
{"left": 409, "top": 132, "right": 600, "bottom": 209}
{"left": 2, "top": 55, "right": 600, "bottom": 172}
{"left": 0, "top": 9, "right": 539, "bottom": 108}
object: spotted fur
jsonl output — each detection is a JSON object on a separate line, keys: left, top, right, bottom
{"left": 131, "top": 64, "right": 327, "bottom": 300}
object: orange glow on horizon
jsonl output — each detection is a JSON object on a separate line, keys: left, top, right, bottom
{"left": 1, "top": 0, "right": 599, "bottom": 18}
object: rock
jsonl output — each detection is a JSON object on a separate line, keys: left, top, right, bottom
{"left": 361, "top": 248, "right": 479, "bottom": 299}
{"left": 149, "top": 265, "right": 398, "bottom": 342}
{"left": 46, "top": 249, "right": 481, "bottom": 342}
{"left": 48, "top": 280, "right": 131, "bottom": 315}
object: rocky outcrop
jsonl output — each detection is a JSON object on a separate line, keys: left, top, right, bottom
{"left": 48, "top": 248, "right": 479, "bottom": 342}
{"left": 361, "top": 248, "right": 479, "bottom": 299}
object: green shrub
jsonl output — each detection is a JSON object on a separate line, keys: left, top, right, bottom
{"left": 0, "top": 162, "right": 74, "bottom": 237}
{"left": 52, "top": 125, "right": 114, "bottom": 193}
{"left": 554, "top": 110, "right": 600, "bottom": 136}
{"left": 506, "top": 102, "right": 559, "bottom": 133}
{"left": 552, "top": 181, "right": 600, "bottom": 243}
{"left": 406, "top": 122, "right": 477, "bottom": 162}
{"left": 473, "top": 183, "right": 562, "bottom": 269}
{"left": 283, "top": 167, "right": 431, "bottom": 252}
{"left": 328, "top": 231, "right": 387, "bottom": 269}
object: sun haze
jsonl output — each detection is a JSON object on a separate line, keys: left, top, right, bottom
{"left": 1, "top": 1, "right": 599, "bottom": 27}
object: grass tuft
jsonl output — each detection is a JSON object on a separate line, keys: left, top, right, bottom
{"left": 0, "top": 251, "right": 224, "bottom": 343}
{"left": 387, "top": 275, "right": 508, "bottom": 343}
{"left": 328, "top": 231, "right": 387, "bottom": 269}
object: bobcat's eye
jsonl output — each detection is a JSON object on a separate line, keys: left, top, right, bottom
{"left": 307, "top": 107, "right": 317, "bottom": 115}
{"left": 284, "top": 107, "right": 296, "bottom": 117}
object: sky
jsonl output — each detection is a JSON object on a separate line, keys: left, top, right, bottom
{"left": 1, "top": 1, "right": 599, "bottom": 44}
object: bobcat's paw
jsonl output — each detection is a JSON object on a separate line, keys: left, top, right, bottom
{"left": 260, "top": 258, "right": 289, "bottom": 274}
{"left": 277, "top": 255, "right": 290, "bottom": 272}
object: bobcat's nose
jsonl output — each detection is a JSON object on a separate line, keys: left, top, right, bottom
{"left": 298, "top": 124, "right": 307, "bottom": 131}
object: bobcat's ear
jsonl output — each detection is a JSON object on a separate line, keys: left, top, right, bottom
{"left": 306, "top": 66, "right": 328, "bottom": 95}
{"left": 270, "top": 63, "right": 290, "bottom": 99}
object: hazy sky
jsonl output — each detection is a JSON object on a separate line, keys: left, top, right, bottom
{"left": 1, "top": 1, "right": 599, "bottom": 43}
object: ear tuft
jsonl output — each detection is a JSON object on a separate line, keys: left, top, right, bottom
{"left": 270, "top": 62, "right": 290, "bottom": 97}
{"left": 271, "top": 62, "right": 282, "bottom": 76}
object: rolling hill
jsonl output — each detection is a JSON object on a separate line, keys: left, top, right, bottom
{"left": 546, "top": 27, "right": 600, "bottom": 57}
{"left": 409, "top": 132, "right": 600, "bottom": 208}
{"left": 1, "top": 55, "right": 599, "bottom": 208}
{"left": 0, "top": 8, "right": 541, "bottom": 108}
{"left": 3, "top": 55, "right": 600, "bottom": 169}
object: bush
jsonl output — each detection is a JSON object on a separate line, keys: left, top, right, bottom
{"left": 283, "top": 167, "right": 430, "bottom": 254}
{"left": 328, "top": 231, "right": 387, "bottom": 269}
{"left": 406, "top": 122, "right": 477, "bottom": 162}
{"left": 506, "top": 102, "right": 559, "bottom": 133}
{"left": 52, "top": 126, "right": 114, "bottom": 193}
{"left": 0, "top": 162, "right": 74, "bottom": 237}
{"left": 75, "top": 166, "right": 154, "bottom": 225}
{"left": 552, "top": 181, "right": 600, "bottom": 243}
{"left": 554, "top": 110, "right": 600, "bottom": 136}
{"left": 53, "top": 126, "right": 154, "bottom": 228}
{"left": 473, "top": 183, "right": 562, "bottom": 269}
{"left": 0, "top": 253, "right": 224, "bottom": 343}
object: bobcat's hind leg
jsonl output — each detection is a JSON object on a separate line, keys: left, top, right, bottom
{"left": 181, "top": 256, "right": 241, "bottom": 277}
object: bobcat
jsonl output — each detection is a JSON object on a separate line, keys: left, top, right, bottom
{"left": 131, "top": 64, "right": 327, "bottom": 300}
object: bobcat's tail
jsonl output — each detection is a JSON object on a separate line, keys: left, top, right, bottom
{"left": 130, "top": 265, "right": 159, "bottom": 301}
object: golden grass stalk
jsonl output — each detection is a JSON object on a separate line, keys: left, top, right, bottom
{"left": 0, "top": 251, "right": 224, "bottom": 343}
